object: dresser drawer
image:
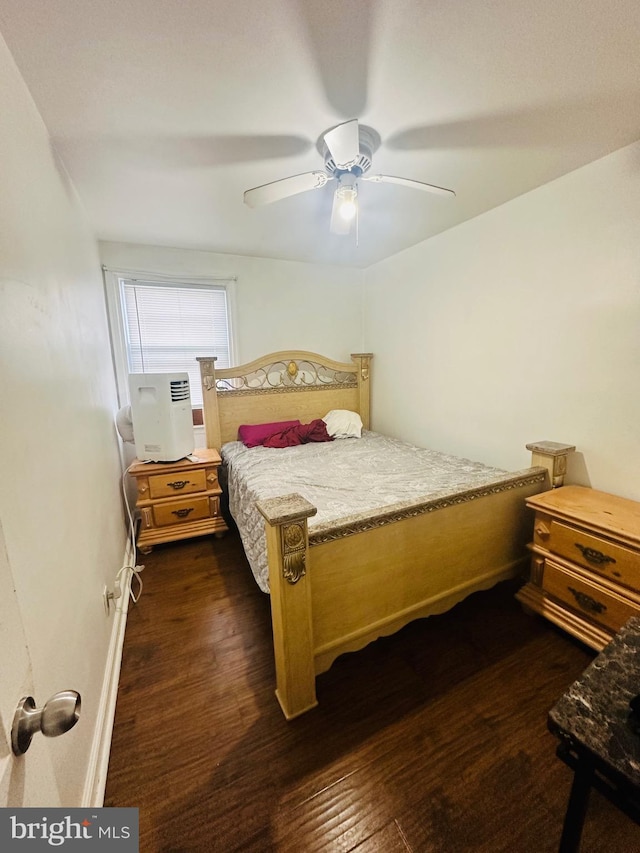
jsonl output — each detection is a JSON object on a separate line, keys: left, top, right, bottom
{"left": 542, "top": 559, "right": 640, "bottom": 634}
{"left": 152, "top": 496, "right": 216, "bottom": 527}
{"left": 148, "top": 469, "right": 207, "bottom": 499}
{"left": 548, "top": 520, "right": 640, "bottom": 591}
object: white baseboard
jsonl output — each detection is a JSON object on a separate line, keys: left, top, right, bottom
{"left": 81, "top": 541, "right": 135, "bottom": 807}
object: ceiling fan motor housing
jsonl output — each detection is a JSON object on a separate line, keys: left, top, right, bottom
{"left": 323, "top": 125, "right": 376, "bottom": 178}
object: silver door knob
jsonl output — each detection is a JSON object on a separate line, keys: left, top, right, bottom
{"left": 11, "top": 691, "right": 81, "bottom": 756}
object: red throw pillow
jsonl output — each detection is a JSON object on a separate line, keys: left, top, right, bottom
{"left": 238, "top": 420, "right": 301, "bottom": 447}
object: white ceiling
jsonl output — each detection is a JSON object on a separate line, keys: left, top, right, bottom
{"left": 2, "top": 0, "right": 640, "bottom": 268}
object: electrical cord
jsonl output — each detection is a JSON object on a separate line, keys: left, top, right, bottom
{"left": 117, "top": 461, "right": 145, "bottom": 606}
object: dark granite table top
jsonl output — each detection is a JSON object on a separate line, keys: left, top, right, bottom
{"left": 548, "top": 616, "right": 640, "bottom": 788}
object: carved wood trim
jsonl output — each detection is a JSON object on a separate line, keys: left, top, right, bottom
{"left": 211, "top": 382, "right": 356, "bottom": 397}
{"left": 281, "top": 522, "right": 307, "bottom": 584}
{"left": 309, "top": 471, "right": 547, "bottom": 546}
{"left": 531, "top": 556, "right": 545, "bottom": 585}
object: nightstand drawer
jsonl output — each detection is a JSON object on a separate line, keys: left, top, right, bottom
{"left": 153, "top": 496, "right": 211, "bottom": 527}
{"left": 543, "top": 559, "right": 640, "bottom": 634}
{"left": 549, "top": 520, "right": 640, "bottom": 590}
{"left": 149, "top": 469, "right": 207, "bottom": 499}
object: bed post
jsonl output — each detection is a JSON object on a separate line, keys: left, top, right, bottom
{"left": 197, "top": 357, "right": 222, "bottom": 450}
{"left": 256, "top": 494, "right": 318, "bottom": 720}
{"left": 526, "top": 441, "right": 576, "bottom": 488}
{"left": 351, "top": 353, "right": 373, "bottom": 430}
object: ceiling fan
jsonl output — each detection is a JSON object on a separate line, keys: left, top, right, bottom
{"left": 243, "top": 119, "right": 455, "bottom": 236}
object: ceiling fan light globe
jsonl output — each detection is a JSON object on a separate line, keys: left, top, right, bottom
{"left": 339, "top": 201, "right": 357, "bottom": 221}
{"left": 336, "top": 181, "right": 358, "bottom": 221}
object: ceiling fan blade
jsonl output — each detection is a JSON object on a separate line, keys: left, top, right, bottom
{"left": 293, "top": 0, "right": 372, "bottom": 118}
{"left": 362, "top": 174, "right": 456, "bottom": 197}
{"left": 244, "top": 171, "right": 331, "bottom": 208}
{"left": 329, "top": 188, "right": 352, "bottom": 235}
{"left": 323, "top": 120, "right": 360, "bottom": 170}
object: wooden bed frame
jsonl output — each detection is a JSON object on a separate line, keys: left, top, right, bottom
{"left": 198, "top": 350, "right": 572, "bottom": 720}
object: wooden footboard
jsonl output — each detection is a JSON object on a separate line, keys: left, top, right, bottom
{"left": 257, "top": 462, "right": 565, "bottom": 720}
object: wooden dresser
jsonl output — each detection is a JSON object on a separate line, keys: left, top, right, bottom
{"left": 516, "top": 486, "right": 640, "bottom": 650}
{"left": 129, "top": 448, "right": 228, "bottom": 553}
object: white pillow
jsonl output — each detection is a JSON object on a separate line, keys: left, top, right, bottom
{"left": 322, "top": 409, "right": 363, "bottom": 439}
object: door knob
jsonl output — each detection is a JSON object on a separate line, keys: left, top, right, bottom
{"left": 11, "top": 690, "right": 81, "bottom": 756}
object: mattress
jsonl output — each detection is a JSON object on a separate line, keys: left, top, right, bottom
{"left": 221, "top": 431, "right": 516, "bottom": 593}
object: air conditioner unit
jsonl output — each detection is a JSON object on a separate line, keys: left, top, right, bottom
{"left": 128, "top": 373, "right": 195, "bottom": 462}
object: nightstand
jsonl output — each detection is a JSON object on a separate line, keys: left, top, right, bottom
{"left": 516, "top": 486, "right": 640, "bottom": 650}
{"left": 129, "top": 448, "right": 228, "bottom": 553}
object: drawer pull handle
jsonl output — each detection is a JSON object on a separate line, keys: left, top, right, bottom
{"left": 567, "top": 587, "right": 606, "bottom": 615}
{"left": 167, "top": 480, "right": 190, "bottom": 490}
{"left": 172, "top": 508, "right": 194, "bottom": 518}
{"left": 574, "top": 543, "right": 616, "bottom": 566}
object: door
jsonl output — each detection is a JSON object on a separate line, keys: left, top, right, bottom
{"left": 0, "top": 518, "right": 58, "bottom": 806}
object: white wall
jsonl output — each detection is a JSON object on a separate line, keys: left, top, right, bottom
{"left": 0, "top": 33, "right": 126, "bottom": 803}
{"left": 99, "top": 241, "right": 365, "bottom": 365}
{"left": 100, "top": 242, "right": 364, "bottom": 451}
{"left": 364, "top": 142, "right": 640, "bottom": 502}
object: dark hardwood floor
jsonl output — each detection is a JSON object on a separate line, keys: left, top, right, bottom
{"left": 104, "top": 532, "right": 640, "bottom": 852}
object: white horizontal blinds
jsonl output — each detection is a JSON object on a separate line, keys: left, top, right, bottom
{"left": 121, "top": 279, "right": 231, "bottom": 407}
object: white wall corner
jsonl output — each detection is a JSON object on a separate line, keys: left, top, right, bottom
{"left": 81, "top": 540, "right": 136, "bottom": 807}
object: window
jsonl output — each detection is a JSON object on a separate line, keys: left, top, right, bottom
{"left": 104, "top": 270, "right": 235, "bottom": 411}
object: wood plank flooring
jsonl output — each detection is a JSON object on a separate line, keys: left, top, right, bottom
{"left": 104, "top": 532, "right": 640, "bottom": 852}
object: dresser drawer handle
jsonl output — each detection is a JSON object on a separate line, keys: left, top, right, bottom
{"left": 567, "top": 587, "right": 606, "bottom": 615}
{"left": 172, "top": 507, "right": 194, "bottom": 518}
{"left": 167, "top": 480, "right": 190, "bottom": 490}
{"left": 574, "top": 543, "right": 616, "bottom": 566}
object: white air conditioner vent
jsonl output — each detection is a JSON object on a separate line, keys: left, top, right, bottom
{"left": 170, "top": 379, "right": 190, "bottom": 402}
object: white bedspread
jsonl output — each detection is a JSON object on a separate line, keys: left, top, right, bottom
{"left": 221, "top": 431, "right": 514, "bottom": 593}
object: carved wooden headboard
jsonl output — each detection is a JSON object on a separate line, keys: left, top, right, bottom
{"left": 197, "top": 350, "right": 373, "bottom": 449}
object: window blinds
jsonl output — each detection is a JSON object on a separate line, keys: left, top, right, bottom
{"left": 121, "top": 279, "right": 231, "bottom": 407}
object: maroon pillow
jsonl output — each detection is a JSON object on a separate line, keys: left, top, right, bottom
{"left": 238, "top": 420, "right": 301, "bottom": 447}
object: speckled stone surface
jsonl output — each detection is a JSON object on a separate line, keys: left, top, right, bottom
{"left": 256, "top": 493, "right": 317, "bottom": 525}
{"left": 548, "top": 616, "right": 640, "bottom": 786}
{"left": 526, "top": 440, "right": 576, "bottom": 455}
